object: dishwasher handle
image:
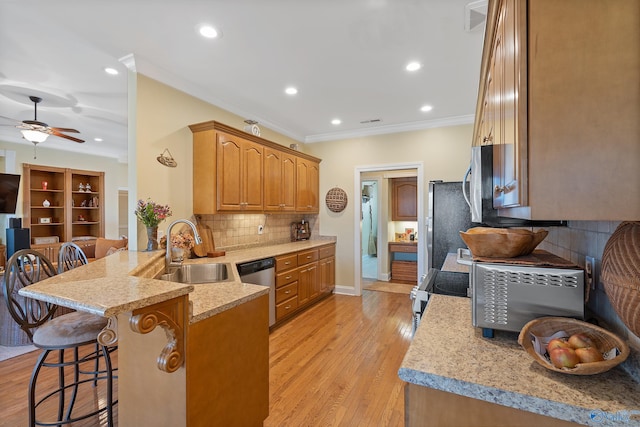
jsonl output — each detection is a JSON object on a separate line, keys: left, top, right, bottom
{"left": 237, "top": 258, "right": 275, "bottom": 275}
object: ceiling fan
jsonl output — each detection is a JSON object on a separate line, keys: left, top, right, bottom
{"left": 1, "top": 95, "right": 85, "bottom": 145}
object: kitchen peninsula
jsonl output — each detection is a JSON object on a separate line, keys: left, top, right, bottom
{"left": 399, "top": 296, "right": 640, "bottom": 427}
{"left": 19, "top": 238, "right": 335, "bottom": 426}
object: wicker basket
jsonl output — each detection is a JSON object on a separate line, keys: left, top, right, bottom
{"left": 459, "top": 227, "right": 548, "bottom": 258}
{"left": 601, "top": 221, "right": 640, "bottom": 337}
{"left": 518, "top": 317, "right": 629, "bottom": 375}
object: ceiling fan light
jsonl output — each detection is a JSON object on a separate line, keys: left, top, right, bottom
{"left": 21, "top": 129, "right": 49, "bottom": 143}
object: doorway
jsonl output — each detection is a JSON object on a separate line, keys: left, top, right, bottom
{"left": 353, "top": 162, "right": 424, "bottom": 296}
{"left": 361, "top": 180, "right": 378, "bottom": 280}
{"left": 118, "top": 189, "right": 129, "bottom": 238}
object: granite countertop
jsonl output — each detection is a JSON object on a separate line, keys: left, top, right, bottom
{"left": 399, "top": 295, "right": 640, "bottom": 427}
{"left": 19, "top": 238, "right": 336, "bottom": 324}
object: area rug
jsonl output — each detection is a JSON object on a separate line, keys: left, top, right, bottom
{"left": 0, "top": 344, "right": 37, "bottom": 362}
{"left": 363, "top": 281, "right": 414, "bottom": 295}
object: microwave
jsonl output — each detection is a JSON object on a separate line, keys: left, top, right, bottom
{"left": 465, "top": 145, "right": 566, "bottom": 228}
{"left": 470, "top": 258, "right": 584, "bottom": 337}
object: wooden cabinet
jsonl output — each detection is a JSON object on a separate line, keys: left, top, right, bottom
{"left": 217, "top": 132, "right": 263, "bottom": 211}
{"left": 391, "top": 177, "right": 417, "bottom": 221}
{"left": 389, "top": 242, "right": 417, "bottom": 284}
{"left": 274, "top": 243, "right": 335, "bottom": 325}
{"left": 187, "top": 294, "right": 269, "bottom": 426}
{"left": 190, "top": 121, "right": 322, "bottom": 214}
{"left": 319, "top": 244, "right": 336, "bottom": 295}
{"left": 264, "top": 147, "right": 296, "bottom": 212}
{"left": 22, "top": 164, "right": 104, "bottom": 249}
{"left": 295, "top": 158, "right": 320, "bottom": 213}
{"left": 473, "top": 0, "right": 640, "bottom": 220}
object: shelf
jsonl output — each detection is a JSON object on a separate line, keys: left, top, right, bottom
{"left": 23, "top": 164, "right": 105, "bottom": 245}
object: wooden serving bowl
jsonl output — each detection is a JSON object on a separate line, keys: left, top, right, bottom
{"left": 518, "top": 317, "right": 629, "bottom": 375}
{"left": 459, "top": 227, "right": 548, "bottom": 258}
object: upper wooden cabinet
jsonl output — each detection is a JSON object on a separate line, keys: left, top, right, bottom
{"left": 217, "top": 132, "right": 263, "bottom": 211}
{"left": 190, "top": 121, "right": 321, "bottom": 214}
{"left": 295, "top": 158, "right": 320, "bottom": 213}
{"left": 473, "top": 0, "right": 640, "bottom": 220}
{"left": 22, "top": 164, "right": 105, "bottom": 246}
{"left": 264, "top": 147, "right": 296, "bottom": 212}
{"left": 391, "top": 177, "right": 417, "bottom": 221}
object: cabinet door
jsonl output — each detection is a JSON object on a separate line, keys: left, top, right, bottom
{"left": 264, "top": 148, "right": 296, "bottom": 212}
{"left": 297, "top": 262, "right": 318, "bottom": 306}
{"left": 319, "top": 256, "right": 335, "bottom": 294}
{"left": 492, "top": 0, "right": 525, "bottom": 209}
{"left": 217, "top": 133, "right": 263, "bottom": 211}
{"left": 296, "top": 158, "right": 319, "bottom": 213}
{"left": 392, "top": 178, "right": 417, "bottom": 221}
{"left": 242, "top": 139, "right": 263, "bottom": 211}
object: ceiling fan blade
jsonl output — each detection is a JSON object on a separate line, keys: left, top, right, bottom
{"left": 50, "top": 127, "right": 80, "bottom": 133}
{"left": 51, "top": 130, "right": 85, "bottom": 143}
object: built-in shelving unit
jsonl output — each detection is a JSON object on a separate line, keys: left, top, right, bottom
{"left": 22, "top": 164, "right": 105, "bottom": 260}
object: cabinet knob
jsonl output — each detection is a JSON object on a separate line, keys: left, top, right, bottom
{"left": 285, "top": 305, "right": 291, "bottom": 310}
{"left": 285, "top": 275, "right": 292, "bottom": 280}
{"left": 284, "top": 290, "right": 290, "bottom": 294}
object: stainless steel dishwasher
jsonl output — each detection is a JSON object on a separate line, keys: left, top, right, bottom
{"left": 237, "top": 258, "right": 276, "bottom": 327}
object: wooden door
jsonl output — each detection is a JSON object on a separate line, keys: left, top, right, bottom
{"left": 264, "top": 148, "right": 296, "bottom": 212}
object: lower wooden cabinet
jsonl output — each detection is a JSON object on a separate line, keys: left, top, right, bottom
{"left": 274, "top": 243, "right": 335, "bottom": 325}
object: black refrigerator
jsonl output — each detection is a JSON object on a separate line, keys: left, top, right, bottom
{"left": 427, "top": 181, "right": 474, "bottom": 271}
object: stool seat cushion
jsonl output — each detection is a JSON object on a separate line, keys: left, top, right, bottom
{"left": 33, "top": 311, "right": 108, "bottom": 349}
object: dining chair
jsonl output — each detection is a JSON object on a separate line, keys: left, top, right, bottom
{"left": 2, "top": 249, "right": 115, "bottom": 427}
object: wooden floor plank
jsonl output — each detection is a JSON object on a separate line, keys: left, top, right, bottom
{"left": 0, "top": 290, "right": 412, "bottom": 426}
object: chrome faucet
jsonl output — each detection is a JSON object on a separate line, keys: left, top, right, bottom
{"left": 165, "top": 219, "right": 202, "bottom": 272}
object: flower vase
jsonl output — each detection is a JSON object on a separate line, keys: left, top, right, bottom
{"left": 146, "top": 227, "right": 159, "bottom": 251}
{"left": 171, "top": 247, "right": 185, "bottom": 262}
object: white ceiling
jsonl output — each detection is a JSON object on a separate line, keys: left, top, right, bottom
{"left": 0, "top": 0, "right": 486, "bottom": 162}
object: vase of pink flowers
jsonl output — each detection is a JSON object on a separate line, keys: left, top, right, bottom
{"left": 134, "top": 199, "right": 172, "bottom": 251}
{"left": 169, "top": 232, "right": 195, "bottom": 261}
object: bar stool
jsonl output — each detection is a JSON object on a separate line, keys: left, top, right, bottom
{"left": 2, "top": 249, "right": 116, "bottom": 427}
{"left": 57, "top": 242, "right": 89, "bottom": 273}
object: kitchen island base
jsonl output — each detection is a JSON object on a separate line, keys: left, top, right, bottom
{"left": 405, "top": 384, "right": 580, "bottom": 427}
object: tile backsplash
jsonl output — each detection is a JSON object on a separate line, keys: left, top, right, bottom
{"left": 197, "top": 213, "right": 319, "bottom": 252}
{"left": 537, "top": 220, "right": 639, "bottom": 379}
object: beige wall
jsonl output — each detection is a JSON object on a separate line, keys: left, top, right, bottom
{"left": 305, "top": 125, "right": 473, "bottom": 290}
{"left": 134, "top": 75, "right": 299, "bottom": 249}
{"left": 0, "top": 142, "right": 123, "bottom": 241}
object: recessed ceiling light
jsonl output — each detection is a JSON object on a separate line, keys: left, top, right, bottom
{"left": 94, "top": 137, "right": 103, "bottom": 142}
{"left": 406, "top": 62, "right": 422, "bottom": 72}
{"left": 420, "top": 105, "right": 433, "bottom": 112}
{"left": 104, "top": 67, "right": 119, "bottom": 75}
{"left": 285, "top": 87, "right": 298, "bottom": 95}
{"left": 331, "top": 119, "right": 341, "bottom": 125}
{"left": 199, "top": 25, "right": 221, "bottom": 39}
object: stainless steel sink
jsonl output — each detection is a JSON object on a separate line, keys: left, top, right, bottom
{"left": 157, "top": 263, "right": 232, "bottom": 284}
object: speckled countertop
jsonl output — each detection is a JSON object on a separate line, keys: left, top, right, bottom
{"left": 399, "top": 295, "right": 640, "bottom": 427}
{"left": 19, "top": 238, "right": 336, "bottom": 324}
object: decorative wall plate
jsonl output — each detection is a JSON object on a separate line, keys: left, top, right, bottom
{"left": 325, "top": 187, "right": 348, "bottom": 213}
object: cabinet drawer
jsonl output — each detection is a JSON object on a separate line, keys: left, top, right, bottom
{"left": 276, "top": 296, "right": 299, "bottom": 320}
{"left": 276, "top": 253, "right": 298, "bottom": 271}
{"left": 297, "top": 249, "right": 318, "bottom": 265}
{"left": 275, "top": 282, "right": 298, "bottom": 304}
{"left": 276, "top": 269, "right": 299, "bottom": 288}
{"left": 319, "top": 244, "right": 335, "bottom": 259}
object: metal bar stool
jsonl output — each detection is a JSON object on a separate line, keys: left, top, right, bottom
{"left": 3, "top": 249, "right": 116, "bottom": 426}
{"left": 57, "top": 242, "right": 89, "bottom": 274}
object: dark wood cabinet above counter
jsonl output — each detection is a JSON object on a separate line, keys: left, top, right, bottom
{"left": 190, "top": 121, "right": 321, "bottom": 215}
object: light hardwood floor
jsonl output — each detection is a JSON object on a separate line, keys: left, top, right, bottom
{"left": 0, "top": 290, "right": 413, "bottom": 426}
